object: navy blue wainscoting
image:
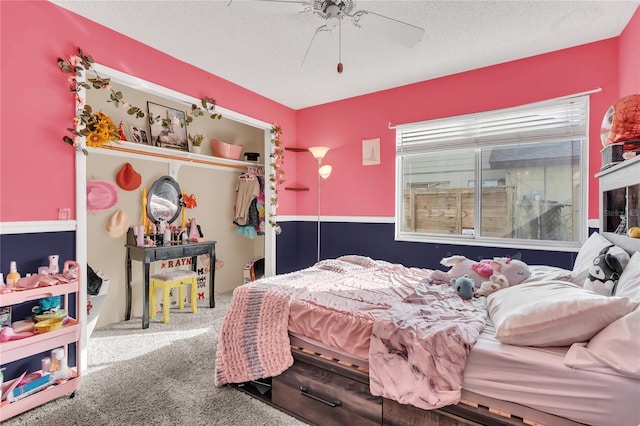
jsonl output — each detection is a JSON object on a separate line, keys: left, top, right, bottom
{"left": 0, "top": 231, "right": 76, "bottom": 383}
{"left": 276, "top": 221, "right": 582, "bottom": 275}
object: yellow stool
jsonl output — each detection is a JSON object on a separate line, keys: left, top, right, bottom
{"left": 149, "top": 270, "right": 198, "bottom": 323}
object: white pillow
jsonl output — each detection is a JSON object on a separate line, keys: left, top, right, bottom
{"left": 487, "top": 280, "right": 639, "bottom": 347}
{"left": 571, "top": 232, "right": 630, "bottom": 285}
{"left": 565, "top": 308, "right": 640, "bottom": 378}
{"left": 615, "top": 252, "right": 640, "bottom": 301}
{"left": 523, "top": 265, "right": 573, "bottom": 283}
{"left": 571, "top": 232, "right": 612, "bottom": 284}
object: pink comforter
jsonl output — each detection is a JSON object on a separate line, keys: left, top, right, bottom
{"left": 215, "top": 256, "right": 487, "bottom": 410}
{"left": 369, "top": 281, "right": 487, "bottom": 409}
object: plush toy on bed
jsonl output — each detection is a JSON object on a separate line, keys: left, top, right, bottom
{"left": 451, "top": 275, "right": 475, "bottom": 299}
{"left": 475, "top": 274, "right": 509, "bottom": 297}
{"left": 583, "top": 246, "right": 624, "bottom": 296}
{"left": 431, "top": 255, "right": 530, "bottom": 288}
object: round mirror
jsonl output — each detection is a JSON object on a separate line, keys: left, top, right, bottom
{"left": 147, "top": 176, "right": 182, "bottom": 224}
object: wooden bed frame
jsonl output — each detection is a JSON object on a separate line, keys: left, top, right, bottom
{"left": 233, "top": 235, "right": 639, "bottom": 426}
{"left": 234, "top": 344, "right": 585, "bottom": 426}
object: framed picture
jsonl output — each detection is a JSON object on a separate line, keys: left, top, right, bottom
{"left": 147, "top": 101, "right": 188, "bottom": 151}
{"left": 127, "top": 123, "right": 150, "bottom": 145}
{"left": 362, "top": 138, "right": 381, "bottom": 166}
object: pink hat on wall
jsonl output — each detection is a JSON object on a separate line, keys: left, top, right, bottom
{"left": 87, "top": 180, "right": 118, "bottom": 212}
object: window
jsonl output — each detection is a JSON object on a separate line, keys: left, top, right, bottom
{"left": 395, "top": 96, "right": 588, "bottom": 248}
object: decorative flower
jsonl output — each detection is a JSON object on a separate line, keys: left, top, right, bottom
{"left": 69, "top": 107, "right": 119, "bottom": 149}
{"left": 181, "top": 193, "right": 197, "bottom": 209}
{"left": 268, "top": 123, "right": 285, "bottom": 230}
{"left": 58, "top": 47, "right": 223, "bottom": 155}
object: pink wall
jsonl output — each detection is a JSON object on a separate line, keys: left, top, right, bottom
{"left": 295, "top": 39, "right": 622, "bottom": 220}
{"left": 0, "top": 1, "right": 297, "bottom": 222}
{"left": 619, "top": 7, "right": 640, "bottom": 96}
{"left": 1, "top": 2, "right": 636, "bottom": 224}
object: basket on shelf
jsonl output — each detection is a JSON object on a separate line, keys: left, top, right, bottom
{"left": 211, "top": 139, "right": 243, "bottom": 160}
{"left": 34, "top": 317, "right": 65, "bottom": 333}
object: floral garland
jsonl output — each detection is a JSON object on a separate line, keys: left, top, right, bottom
{"left": 269, "top": 123, "right": 285, "bottom": 233}
{"left": 58, "top": 47, "right": 222, "bottom": 154}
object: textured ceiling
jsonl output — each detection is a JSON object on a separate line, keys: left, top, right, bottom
{"left": 52, "top": 0, "right": 639, "bottom": 110}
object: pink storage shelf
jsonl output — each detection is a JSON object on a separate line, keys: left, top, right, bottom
{"left": 0, "top": 263, "right": 81, "bottom": 422}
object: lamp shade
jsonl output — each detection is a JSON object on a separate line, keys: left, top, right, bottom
{"left": 308, "top": 146, "right": 330, "bottom": 163}
{"left": 319, "top": 164, "right": 332, "bottom": 179}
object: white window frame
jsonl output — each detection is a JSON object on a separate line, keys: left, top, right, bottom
{"left": 394, "top": 95, "right": 590, "bottom": 251}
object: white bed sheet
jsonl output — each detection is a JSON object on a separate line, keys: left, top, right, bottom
{"left": 463, "top": 320, "right": 640, "bottom": 426}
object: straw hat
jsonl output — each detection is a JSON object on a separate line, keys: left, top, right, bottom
{"left": 87, "top": 180, "right": 118, "bottom": 212}
{"left": 107, "top": 208, "right": 130, "bottom": 238}
{"left": 116, "top": 163, "right": 142, "bottom": 191}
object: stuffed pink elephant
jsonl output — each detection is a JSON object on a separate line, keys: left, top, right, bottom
{"left": 430, "top": 255, "right": 530, "bottom": 288}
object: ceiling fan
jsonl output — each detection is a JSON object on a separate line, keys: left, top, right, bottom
{"left": 228, "top": 0, "right": 425, "bottom": 74}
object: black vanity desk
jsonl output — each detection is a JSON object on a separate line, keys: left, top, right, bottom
{"left": 125, "top": 241, "right": 216, "bottom": 329}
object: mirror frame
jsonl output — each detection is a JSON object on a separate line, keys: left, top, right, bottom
{"left": 146, "top": 175, "right": 182, "bottom": 225}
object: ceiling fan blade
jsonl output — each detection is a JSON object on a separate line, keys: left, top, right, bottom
{"left": 301, "top": 25, "right": 334, "bottom": 68}
{"left": 350, "top": 10, "right": 425, "bottom": 47}
{"left": 227, "top": 0, "right": 311, "bottom": 14}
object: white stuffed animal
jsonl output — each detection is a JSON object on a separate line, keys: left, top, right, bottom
{"left": 475, "top": 274, "right": 509, "bottom": 297}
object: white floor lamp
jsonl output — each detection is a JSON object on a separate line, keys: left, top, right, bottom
{"left": 308, "top": 147, "right": 332, "bottom": 263}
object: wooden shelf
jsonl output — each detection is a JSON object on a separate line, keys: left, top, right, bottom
{"left": 285, "top": 149, "right": 310, "bottom": 191}
{"left": 90, "top": 141, "right": 263, "bottom": 171}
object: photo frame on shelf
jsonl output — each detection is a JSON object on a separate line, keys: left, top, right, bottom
{"left": 127, "top": 123, "right": 150, "bottom": 145}
{"left": 147, "top": 101, "right": 188, "bottom": 151}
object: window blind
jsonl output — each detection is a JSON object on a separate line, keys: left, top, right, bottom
{"left": 396, "top": 95, "right": 588, "bottom": 155}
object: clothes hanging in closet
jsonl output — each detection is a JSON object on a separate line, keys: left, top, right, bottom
{"left": 233, "top": 174, "right": 260, "bottom": 226}
{"left": 233, "top": 168, "right": 265, "bottom": 239}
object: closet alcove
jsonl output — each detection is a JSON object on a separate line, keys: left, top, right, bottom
{"left": 77, "top": 63, "right": 275, "bottom": 332}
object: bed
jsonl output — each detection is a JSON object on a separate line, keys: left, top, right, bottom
{"left": 215, "top": 232, "right": 640, "bottom": 426}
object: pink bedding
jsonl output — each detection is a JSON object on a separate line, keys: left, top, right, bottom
{"left": 215, "top": 256, "right": 428, "bottom": 385}
{"left": 287, "top": 256, "right": 431, "bottom": 358}
{"left": 215, "top": 255, "right": 486, "bottom": 410}
{"left": 214, "top": 280, "right": 294, "bottom": 386}
{"left": 369, "top": 282, "right": 487, "bottom": 409}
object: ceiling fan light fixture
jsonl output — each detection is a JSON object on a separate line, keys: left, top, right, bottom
{"left": 312, "top": 0, "right": 354, "bottom": 19}
{"left": 325, "top": 4, "right": 341, "bottom": 18}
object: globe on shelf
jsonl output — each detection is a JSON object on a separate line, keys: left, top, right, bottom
{"left": 601, "top": 94, "right": 640, "bottom": 148}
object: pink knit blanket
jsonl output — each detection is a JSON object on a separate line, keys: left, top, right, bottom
{"left": 369, "top": 280, "right": 487, "bottom": 409}
{"left": 214, "top": 280, "right": 295, "bottom": 386}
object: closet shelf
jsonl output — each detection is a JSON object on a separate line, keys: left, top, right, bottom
{"left": 89, "top": 141, "right": 263, "bottom": 171}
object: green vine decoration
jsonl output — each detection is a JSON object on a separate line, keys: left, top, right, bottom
{"left": 269, "top": 123, "right": 285, "bottom": 233}
{"left": 58, "top": 47, "right": 222, "bottom": 154}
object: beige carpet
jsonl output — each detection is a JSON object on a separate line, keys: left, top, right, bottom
{"left": 3, "top": 291, "right": 307, "bottom": 425}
